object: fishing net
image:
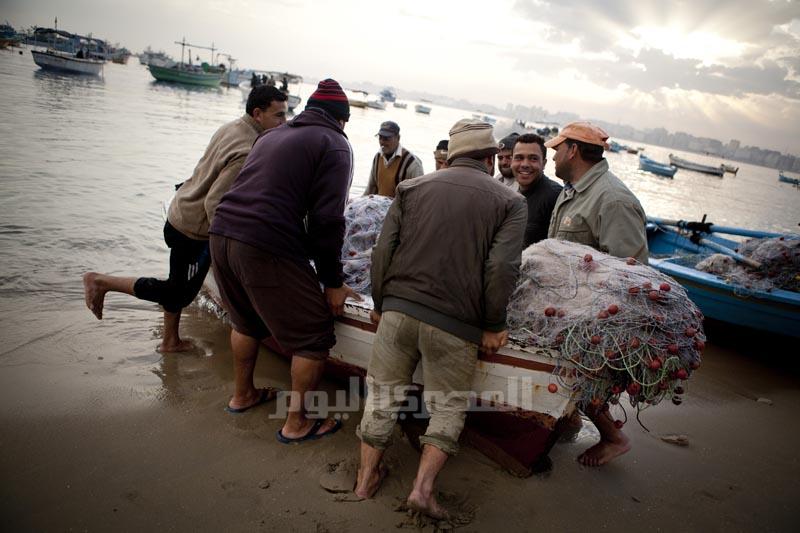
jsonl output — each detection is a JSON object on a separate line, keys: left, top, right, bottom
{"left": 341, "top": 195, "right": 394, "bottom": 294}
{"left": 696, "top": 235, "right": 800, "bottom": 294}
{"left": 506, "top": 239, "right": 704, "bottom": 412}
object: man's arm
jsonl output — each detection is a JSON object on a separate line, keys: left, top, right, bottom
{"left": 483, "top": 197, "right": 527, "bottom": 331}
{"left": 405, "top": 156, "right": 424, "bottom": 180}
{"left": 370, "top": 194, "right": 402, "bottom": 312}
{"left": 363, "top": 154, "right": 378, "bottom": 196}
{"left": 307, "top": 148, "right": 353, "bottom": 288}
{"left": 204, "top": 156, "right": 246, "bottom": 226}
{"left": 598, "top": 200, "right": 648, "bottom": 264}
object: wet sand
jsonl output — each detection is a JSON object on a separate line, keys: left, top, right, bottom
{"left": 1, "top": 298, "right": 799, "bottom": 532}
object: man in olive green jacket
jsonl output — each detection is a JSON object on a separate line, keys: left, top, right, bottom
{"left": 546, "top": 121, "right": 648, "bottom": 468}
{"left": 354, "top": 119, "right": 526, "bottom": 519}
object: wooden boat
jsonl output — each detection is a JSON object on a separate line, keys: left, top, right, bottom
{"left": 202, "top": 275, "right": 578, "bottom": 476}
{"left": 239, "top": 71, "right": 303, "bottom": 110}
{"left": 392, "top": 101, "right": 407, "bottom": 109}
{"left": 31, "top": 49, "right": 104, "bottom": 76}
{"left": 722, "top": 164, "right": 739, "bottom": 175}
{"left": 414, "top": 104, "right": 431, "bottom": 115}
{"left": 347, "top": 89, "right": 369, "bottom": 108}
{"left": 608, "top": 141, "right": 622, "bottom": 153}
{"left": 366, "top": 98, "right": 386, "bottom": 110}
{"left": 647, "top": 217, "right": 799, "bottom": 337}
{"left": 149, "top": 63, "right": 223, "bottom": 86}
{"left": 639, "top": 154, "right": 677, "bottom": 178}
{"left": 668, "top": 154, "right": 724, "bottom": 177}
{"left": 778, "top": 172, "right": 800, "bottom": 186}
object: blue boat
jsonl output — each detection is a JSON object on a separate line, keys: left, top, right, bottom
{"left": 647, "top": 217, "right": 800, "bottom": 337}
{"left": 639, "top": 154, "right": 677, "bottom": 178}
{"left": 608, "top": 141, "right": 622, "bottom": 153}
{"left": 778, "top": 172, "right": 800, "bottom": 186}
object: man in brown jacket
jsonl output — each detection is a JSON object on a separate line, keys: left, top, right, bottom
{"left": 354, "top": 119, "right": 527, "bottom": 519}
{"left": 82, "top": 86, "right": 288, "bottom": 352}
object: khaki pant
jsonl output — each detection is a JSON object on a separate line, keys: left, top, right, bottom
{"left": 357, "top": 311, "right": 478, "bottom": 455}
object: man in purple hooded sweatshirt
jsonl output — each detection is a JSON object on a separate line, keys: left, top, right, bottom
{"left": 209, "top": 79, "right": 358, "bottom": 443}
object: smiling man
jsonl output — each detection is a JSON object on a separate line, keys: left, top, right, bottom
{"left": 363, "top": 121, "right": 424, "bottom": 197}
{"left": 512, "top": 133, "right": 562, "bottom": 247}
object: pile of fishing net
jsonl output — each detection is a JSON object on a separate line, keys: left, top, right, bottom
{"left": 696, "top": 235, "right": 800, "bottom": 293}
{"left": 341, "top": 195, "right": 393, "bottom": 294}
{"left": 506, "top": 239, "right": 704, "bottom": 411}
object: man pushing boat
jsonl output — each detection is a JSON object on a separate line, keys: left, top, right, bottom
{"left": 82, "top": 86, "right": 288, "bottom": 352}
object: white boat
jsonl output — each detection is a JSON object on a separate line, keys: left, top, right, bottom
{"left": 201, "top": 275, "right": 578, "bottom": 476}
{"left": 31, "top": 49, "right": 103, "bottom": 76}
{"left": 668, "top": 154, "right": 725, "bottom": 177}
{"left": 239, "top": 71, "right": 304, "bottom": 111}
{"left": 366, "top": 98, "right": 386, "bottom": 110}
{"left": 392, "top": 101, "right": 407, "bottom": 109}
{"left": 414, "top": 104, "right": 431, "bottom": 115}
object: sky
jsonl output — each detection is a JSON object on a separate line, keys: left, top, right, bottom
{"left": 7, "top": 0, "right": 800, "bottom": 154}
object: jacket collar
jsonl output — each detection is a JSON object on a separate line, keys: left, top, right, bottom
{"left": 242, "top": 113, "right": 265, "bottom": 135}
{"left": 449, "top": 157, "right": 491, "bottom": 175}
{"left": 572, "top": 159, "right": 609, "bottom": 193}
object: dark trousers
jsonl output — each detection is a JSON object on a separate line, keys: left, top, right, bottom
{"left": 133, "top": 221, "right": 210, "bottom": 313}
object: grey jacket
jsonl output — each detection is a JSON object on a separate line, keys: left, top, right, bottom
{"left": 371, "top": 158, "right": 527, "bottom": 344}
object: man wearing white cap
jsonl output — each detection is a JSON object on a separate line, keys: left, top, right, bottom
{"left": 545, "top": 121, "right": 648, "bottom": 467}
{"left": 354, "top": 119, "right": 527, "bottom": 518}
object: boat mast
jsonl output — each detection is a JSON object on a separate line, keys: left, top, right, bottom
{"left": 174, "top": 38, "right": 218, "bottom": 66}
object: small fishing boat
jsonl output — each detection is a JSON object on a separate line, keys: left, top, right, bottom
{"left": 608, "top": 141, "right": 622, "bottom": 153}
{"left": 392, "top": 101, "right": 407, "bottom": 109}
{"left": 347, "top": 89, "right": 369, "bottom": 108}
{"left": 668, "top": 154, "right": 724, "bottom": 177}
{"left": 625, "top": 146, "right": 639, "bottom": 155}
{"left": 366, "top": 98, "right": 386, "bottom": 110}
{"left": 31, "top": 49, "right": 104, "bottom": 76}
{"left": 778, "top": 172, "right": 800, "bottom": 186}
{"left": 201, "top": 275, "right": 578, "bottom": 476}
{"left": 647, "top": 217, "right": 799, "bottom": 337}
{"left": 414, "top": 104, "right": 431, "bottom": 115}
{"left": 379, "top": 87, "right": 396, "bottom": 102}
{"left": 148, "top": 38, "right": 226, "bottom": 87}
{"left": 722, "top": 164, "right": 739, "bottom": 175}
{"left": 639, "top": 154, "right": 677, "bottom": 178}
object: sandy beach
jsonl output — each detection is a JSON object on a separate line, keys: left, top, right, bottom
{"left": 1, "top": 298, "right": 798, "bottom": 532}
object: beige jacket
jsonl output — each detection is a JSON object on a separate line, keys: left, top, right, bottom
{"left": 548, "top": 159, "right": 648, "bottom": 263}
{"left": 168, "top": 114, "right": 264, "bottom": 240}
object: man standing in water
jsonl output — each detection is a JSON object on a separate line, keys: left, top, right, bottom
{"left": 545, "top": 121, "right": 648, "bottom": 466}
{"left": 82, "top": 86, "right": 288, "bottom": 352}
{"left": 354, "top": 119, "right": 526, "bottom": 518}
{"left": 209, "top": 79, "right": 358, "bottom": 441}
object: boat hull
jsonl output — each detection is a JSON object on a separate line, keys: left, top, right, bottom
{"left": 201, "top": 275, "right": 577, "bottom": 475}
{"left": 668, "top": 154, "right": 724, "bottom": 177}
{"left": 639, "top": 155, "right": 677, "bottom": 177}
{"left": 647, "top": 224, "right": 800, "bottom": 337}
{"left": 778, "top": 173, "right": 800, "bottom": 186}
{"left": 414, "top": 104, "right": 431, "bottom": 114}
{"left": 31, "top": 50, "right": 103, "bottom": 76}
{"left": 148, "top": 64, "right": 222, "bottom": 86}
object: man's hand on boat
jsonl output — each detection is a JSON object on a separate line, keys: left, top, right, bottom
{"left": 325, "top": 284, "right": 362, "bottom": 316}
{"left": 480, "top": 330, "right": 508, "bottom": 356}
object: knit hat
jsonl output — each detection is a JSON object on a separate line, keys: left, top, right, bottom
{"left": 305, "top": 78, "right": 350, "bottom": 122}
{"left": 447, "top": 119, "right": 498, "bottom": 161}
{"left": 498, "top": 132, "right": 520, "bottom": 151}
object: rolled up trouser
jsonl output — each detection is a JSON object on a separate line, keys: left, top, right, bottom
{"left": 133, "top": 221, "right": 210, "bottom": 313}
{"left": 358, "top": 311, "right": 478, "bottom": 455}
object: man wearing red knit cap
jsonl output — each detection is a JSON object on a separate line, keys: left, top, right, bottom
{"left": 209, "top": 78, "right": 359, "bottom": 444}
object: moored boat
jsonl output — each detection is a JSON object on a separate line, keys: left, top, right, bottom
{"left": 639, "top": 154, "right": 677, "bottom": 178}
{"left": 392, "top": 101, "right": 407, "bottom": 109}
{"left": 201, "top": 275, "right": 578, "bottom": 475}
{"left": 414, "top": 104, "right": 431, "bottom": 115}
{"left": 379, "top": 87, "right": 396, "bottom": 102}
{"left": 647, "top": 217, "right": 800, "bottom": 337}
{"left": 722, "top": 163, "right": 739, "bottom": 175}
{"left": 778, "top": 172, "right": 800, "bottom": 186}
{"left": 149, "top": 63, "right": 223, "bottom": 86}
{"left": 31, "top": 49, "right": 104, "bottom": 76}
{"left": 668, "top": 154, "right": 724, "bottom": 177}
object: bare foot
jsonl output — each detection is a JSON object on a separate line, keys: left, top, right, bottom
{"left": 82, "top": 272, "right": 107, "bottom": 320}
{"left": 157, "top": 339, "right": 195, "bottom": 353}
{"left": 354, "top": 463, "right": 388, "bottom": 499}
{"left": 407, "top": 490, "right": 450, "bottom": 521}
{"left": 577, "top": 437, "right": 631, "bottom": 467}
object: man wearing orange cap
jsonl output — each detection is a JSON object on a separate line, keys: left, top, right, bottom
{"left": 544, "top": 121, "right": 648, "bottom": 467}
